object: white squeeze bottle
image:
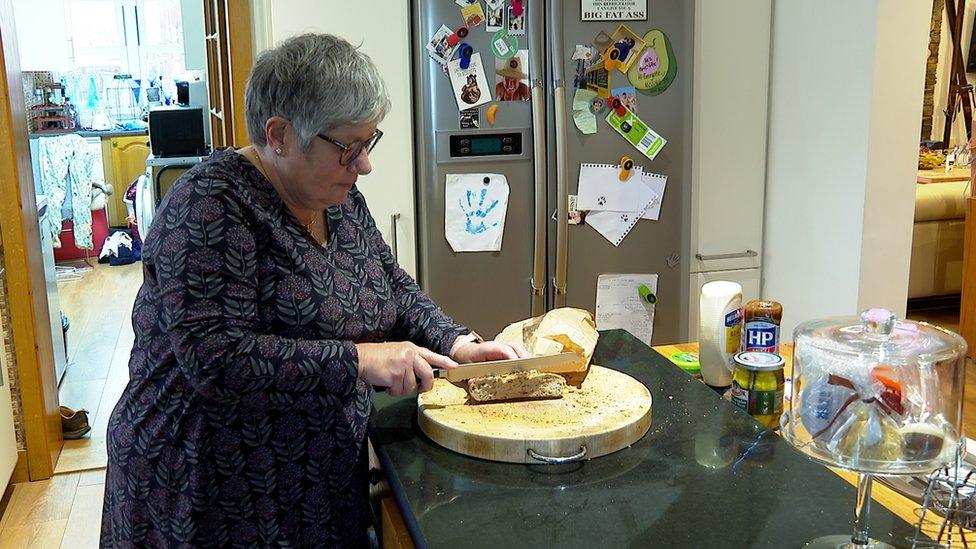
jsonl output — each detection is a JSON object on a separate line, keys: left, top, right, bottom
{"left": 698, "top": 281, "right": 743, "bottom": 390}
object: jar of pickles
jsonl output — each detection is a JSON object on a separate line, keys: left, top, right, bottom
{"left": 730, "top": 351, "right": 785, "bottom": 429}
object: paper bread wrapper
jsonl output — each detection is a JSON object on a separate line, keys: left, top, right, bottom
{"left": 494, "top": 307, "right": 598, "bottom": 387}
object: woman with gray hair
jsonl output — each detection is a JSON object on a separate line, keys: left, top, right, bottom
{"left": 101, "top": 34, "right": 523, "bottom": 547}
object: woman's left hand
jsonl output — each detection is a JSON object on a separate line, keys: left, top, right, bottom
{"left": 452, "top": 340, "right": 530, "bottom": 364}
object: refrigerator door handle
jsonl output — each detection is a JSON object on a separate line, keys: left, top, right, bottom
{"left": 549, "top": 0, "right": 569, "bottom": 307}
{"left": 529, "top": 0, "right": 547, "bottom": 316}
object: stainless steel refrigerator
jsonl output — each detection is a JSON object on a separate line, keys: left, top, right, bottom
{"left": 412, "top": 0, "right": 693, "bottom": 342}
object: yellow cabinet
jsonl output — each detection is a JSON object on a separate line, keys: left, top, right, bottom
{"left": 101, "top": 135, "right": 150, "bottom": 228}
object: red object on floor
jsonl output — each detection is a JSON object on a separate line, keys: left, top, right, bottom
{"left": 53, "top": 208, "right": 109, "bottom": 262}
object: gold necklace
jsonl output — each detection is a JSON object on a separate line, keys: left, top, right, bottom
{"left": 249, "top": 148, "right": 319, "bottom": 235}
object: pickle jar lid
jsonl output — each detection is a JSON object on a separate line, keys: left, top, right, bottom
{"left": 793, "top": 308, "right": 967, "bottom": 365}
{"left": 733, "top": 351, "right": 784, "bottom": 371}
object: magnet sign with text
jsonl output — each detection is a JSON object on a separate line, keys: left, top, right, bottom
{"left": 581, "top": 0, "right": 647, "bottom": 21}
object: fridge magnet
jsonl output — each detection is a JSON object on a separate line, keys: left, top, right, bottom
{"left": 455, "top": 0, "right": 477, "bottom": 6}
{"left": 568, "top": 194, "right": 588, "bottom": 225}
{"left": 426, "top": 25, "right": 460, "bottom": 67}
{"left": 584, "top": 60, "right": 611, "bottom": 98}
{"left": 486, "top": 0, "right": 506, "bottom": 31}
{"left": 611, "top": 85, "right": 638, "bottom": 114}
{"left": 495, "top": 51, "right": 531, "bottom": 101}
{"left": 606, "top": 109, "right": 666, "bottom": 160}
{"left": 448, "top": 52, "right": 492, "bottom": 111}
{"left": 490, "top": 29, "right": 519, "bottom": 59}
{"left": 571, "top": 88, "right": 598, "bottom": 134}
{"left": 459, "top": 107, "right": 480, "bottom": 129}
{"left": 486, "top": 103, "right": 500, "bottom": 125}
{"left": 572, "top": 45, "right": 597, "bottom": 89}
{"left": 590, "top": 96, "right": 606, "bottom": 114}
{"left": 606, "top": 24, "right": 645, "bottom": 73}
{"left": 628, "top": 29, "right": 677, "bottom": 96}
{"left": 508, "top": 1, "right": 526, "bottom": 35}
{"left": 460, "top": 2, "right": 486, "bottom": 28}
{"left": 581, "top": 0, "right": 648, "bottom": 22}
{"left": 591, "top": 30, "right": 614, "bottom": 52}
{"left": 445, "top": 173, "right": 510, "bottom": 252}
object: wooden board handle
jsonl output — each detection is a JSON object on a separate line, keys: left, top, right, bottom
{"left": 527, "top": 444, "right": 587, "bottom": 464}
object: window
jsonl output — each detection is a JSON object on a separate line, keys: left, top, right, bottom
{"left": 66, "top": 0, "right": 185, "bottom": 79}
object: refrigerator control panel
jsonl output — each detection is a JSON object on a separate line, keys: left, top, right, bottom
{"left": 449, "top": 133, "right": 522, "bottom": 158}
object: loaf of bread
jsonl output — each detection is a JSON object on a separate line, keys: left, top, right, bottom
{"left": 467, "top": 371, "right": 567, "bottom": 403}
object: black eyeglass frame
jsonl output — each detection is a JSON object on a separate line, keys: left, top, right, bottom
{"left": 316, "top": 129, "right": 384, "bottom": 166}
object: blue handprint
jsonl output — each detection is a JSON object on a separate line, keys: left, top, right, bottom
{"left": 459, "top": 188, "right": 500, "bottom": 235}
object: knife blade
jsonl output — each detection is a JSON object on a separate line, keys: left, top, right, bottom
{"left": 433, "top": 352, "right": 582, "bottom": 383}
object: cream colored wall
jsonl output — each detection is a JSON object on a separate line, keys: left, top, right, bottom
{"left": 250, "top": 0, "right": 418, "bottom": 278}
{"left": 763, "top": 0, "right": 930, "bottom": 340}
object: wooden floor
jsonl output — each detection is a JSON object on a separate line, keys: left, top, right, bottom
{"left": 0, "top": 274, "right": 969, "bottom": 547}
{"left": 55, "top": 261, "right": 141, "bottom": 474}
{"left": 0, "top": 261, "right": 142, "bottom": 547}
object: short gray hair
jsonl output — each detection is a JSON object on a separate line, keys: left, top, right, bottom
{"left": 245, "top": 33, "right": 391, "bottom": 150}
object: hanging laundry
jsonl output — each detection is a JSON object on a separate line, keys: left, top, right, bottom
{"left": 37, "top": 134, "right": 101, "bottom": 249}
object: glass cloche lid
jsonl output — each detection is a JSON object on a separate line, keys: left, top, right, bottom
{"left": 782, "top": 308, "right": 968, "bottom": 475}
{"left": 795, "top": 308, "right": 966, "bottom": 366}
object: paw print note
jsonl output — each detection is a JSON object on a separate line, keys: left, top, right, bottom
{"left": 445, "top": 173, "right": 510, "bottom": 252}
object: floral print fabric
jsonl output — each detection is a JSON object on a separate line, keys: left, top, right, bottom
{"left": 101, "top": 149, "right": 467, "bottom": 547}
{"left": 37, "top": 134, "right": 99, "bottom": 248}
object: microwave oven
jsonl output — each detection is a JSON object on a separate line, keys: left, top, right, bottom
{"left": 148, "top": 107, "right": 206, "bottom": 158}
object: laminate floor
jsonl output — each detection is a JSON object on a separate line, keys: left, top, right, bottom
{"left": 54, "top": 261, "right": 141, "bottom": 474}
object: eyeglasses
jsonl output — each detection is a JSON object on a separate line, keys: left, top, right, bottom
{"left": 316, "top": 129, "right": 384, "bottom": 166}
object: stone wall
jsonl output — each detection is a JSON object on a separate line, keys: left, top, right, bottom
{"left": 922, "top": 0, "right": 945, "bottom": 141}
{"left": 0, "top": 250, "right": 26, "bottom": 451}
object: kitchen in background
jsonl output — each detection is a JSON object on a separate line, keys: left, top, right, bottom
{"left": 7, "top": 0, "right": 207, "bottom": 456}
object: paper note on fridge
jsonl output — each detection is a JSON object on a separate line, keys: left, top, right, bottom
{"left": 576, "top": 162, "right": 653, "bottom": 212}
{"left": 640, "top": 172, "right": 668, "bottom": 221}
{"left": 595, "top": 273, "right": 658, "bottom": 346}
{"left": 606, "top": 109, "right": 666, "bottom": 160}
{"left": 445, "top": 173, "right": 509, "bottom": 252}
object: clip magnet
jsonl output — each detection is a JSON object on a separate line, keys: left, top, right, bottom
{"left": 458, "top": 43, "right": 474, "bottom": 69}
{"left": 609, "top": 96, "right": 627, "bottom": 117}
{"left": 638, "top": 284, "right": 657, "bottom": 304}
{"left": 447, "top": 26, "right": 469, "bottom": 47}
{"left": 618, "top": 156, "right": 634, "bottom": 181}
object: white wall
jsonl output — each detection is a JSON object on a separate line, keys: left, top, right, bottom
{"left": 250, "top": 0, "right": 418, "bottom": 278}
{"left": 763, "top": 0, "right": 931, "bottom": 339}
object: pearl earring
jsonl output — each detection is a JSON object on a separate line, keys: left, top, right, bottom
{"left": 275, "top": 148, "right": 282, "bottom": 155}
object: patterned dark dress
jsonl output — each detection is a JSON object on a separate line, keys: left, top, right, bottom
{"left": 101, "top": 149, "right": 467, "bottom": 547}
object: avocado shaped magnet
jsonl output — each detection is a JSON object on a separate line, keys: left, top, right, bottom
{"left": 628, "top": 29, "right": 676, "bottom": 96}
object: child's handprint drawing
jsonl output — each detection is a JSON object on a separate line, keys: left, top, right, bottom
{"left": 460, "top": 188, "right": 500, "bottom": 235}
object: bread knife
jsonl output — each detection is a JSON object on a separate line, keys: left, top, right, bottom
{"left": 433, "top": 352, "right": 582, "bottom": 382}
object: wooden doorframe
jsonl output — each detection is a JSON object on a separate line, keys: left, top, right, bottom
{"left": 0, "top": 0, "right": 63, "bottom": 481}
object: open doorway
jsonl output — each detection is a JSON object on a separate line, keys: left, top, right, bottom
{"left": 907, "top": 0, "right": 971, "bottom": 336}
{"left": 11, "top": 0, "right": 204, "bottom": 473}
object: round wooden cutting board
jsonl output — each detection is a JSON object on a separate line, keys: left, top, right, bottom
{"left": 417, "top": 365, "right": 652, "bottom": 464}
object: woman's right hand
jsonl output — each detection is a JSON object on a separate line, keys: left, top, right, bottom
{"left": 355, "top": 342, "right": 458, "bottom": 396}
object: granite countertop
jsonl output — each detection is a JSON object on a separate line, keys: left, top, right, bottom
{"left": 29, "top": 128, "right": 148, "bottom": 139}
{"left": 369, "top": 330, "right": 923, "bottom": 548}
